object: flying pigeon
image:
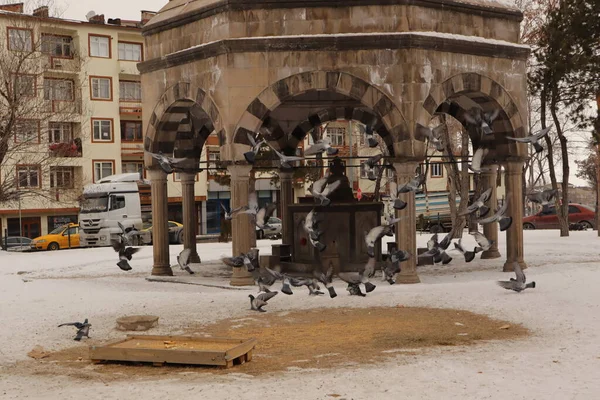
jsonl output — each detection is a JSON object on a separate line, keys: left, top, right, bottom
{"left": 387, "top": 182, "right": 407, "bottom": 211}
{"left": 339, "top": 256, "right": 377, "bottom": 294}
{"left": 117, "top": 222, "right": 142, "bottom": 246}
{"left": 58, "top": 319, "right": 91, "bottom": 341}
{"left": 464, "top": 107, "right": 500, "bottom": 136}
{"left": 243, "top": 132, "right": 267, "bottom": 163}
{"left": 239, "top": 192, "right": 260, "bottom": 217}
{"left": 469, "top": 147, "right": 491, "bottom": 174}
{"left": 365, "top": 225, "right": 394, "bottom": 258}
{"left": 303, "top": 209, "right": 326, "bottom": 252}
{"left": 346, "top": 283, "right": 366, "bottom": 297}
{"left": 264, "top": 267, "right": 293, "bottom": 295}
{"left": 220, "top": 253, "right": 248, "bottom": 268}
{"left": 177, "top": 248, "right": 195, "bottom": 274}
{"left": 459, "top": 188, "right": 493, "bottom": 217}
{"left": 527, "top": 189, "right": 557, "bottom": 206}
{"left": 506, "top": 127, "right": 551, "bottom": 154}
{"left": 476, "top": 200, "right": 513, "bottom": 232}
{"left": 382, "top": 249, "right": 410, "bottom": 284}
{"left": 313, "top": 266, "right": 337, "bottom": 298}
{"left": 304, "top": 138, "right": 339, "bottom": 156}
{"left": 220, "top": 202, "right": 245, "bottom": 220}
{"left": 397, "top": 173, "right": 426, "bottom": 194}
{"left": 497, "top": 262, "right": 536, "bottom": 292}
{"left": 111, "top": 238, "right": 141, "bottom": 271}
{"left": 469, "top": 229, "right": 494, "bottom": 252}
{"left": 249, "top": 291, "right": 278, "bottom": 312}
{"left": 416, "top": 123, "right": 445, "bottom": 152}
{"left": 146, "top": 150, "right": 186, "bottom": 174}
{"left": 255, "top": 203, "right": 278, "bottom": 230}
{"left": 266, "top": 143, "right": 304, "bottom": 169}
{"left": 309, "top": 176, "right": 341, "bottom": 206}
{"left": 419, "top": 232, "right": 453, "bottom": 264}
{"left": 365, "top": 126, "right": 378, "bottom": 148}
{"left": 453, "top": 239, "right": 480, "bottom": 263}
{"left": 289, "top": 277, "right": 324, "bottom": 296}
{"left": 364, "top": 154, "right": 384, "bottom": 181}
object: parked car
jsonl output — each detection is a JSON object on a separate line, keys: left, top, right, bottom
{"left": 523, "top": 203, "right": 596, "bottom": 230}
{"left": 142, "top": 221, "right": 184, "bottom": 244}
{"left": 30, "top": 224, "right": 80, "bottom": 251}
{"left": 2, "top": 236, "right": 33, "bottom": 251}
{"left": 256, "top": 217, "right": 282, "bottom": 239}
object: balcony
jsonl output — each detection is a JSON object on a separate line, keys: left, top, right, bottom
{"left": 121, "top": 141, "right": 143, "bottom": 156}
{"left": 119, "top": 101, "right": 142, "bottom": 116}
{"left": 43, "top": 55, "right": 81, "bottom": 74}
{"left": 49, "top": 140, "right": 82, "bottom": 158}
{"left": 44, "top": 98, "right": 82, "bottom": 115}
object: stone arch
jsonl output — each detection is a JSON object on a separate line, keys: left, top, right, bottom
{"left": 231, "top": 71, "right": 409, "bottom": 156}
{"left": 144, "top": 82, "right": 224, "bottom": 168}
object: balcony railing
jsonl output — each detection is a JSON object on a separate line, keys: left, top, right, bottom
{"left": 49, "top": 139, "right": 82, "bottom": 158}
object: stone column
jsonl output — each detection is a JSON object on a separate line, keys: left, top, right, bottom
{"left": 480, "top": 165, "right": 501, "bottom": 259}
{"left": 228, "top": 164, "right": 255, "bottom": 286}
{"left": 279, "top": 170, "right": 294, "bottom": 245}
{"left": 503, "top": 161, "right": 527, "bottom": 271}
{"left": 394, "top": 161, "right": 420, "bottom": 284}
{"left": 181, "top": 172, "right": 201, "bottom": 263}
{"left": 148, "top": 168, "right": 172, "bottom": 276}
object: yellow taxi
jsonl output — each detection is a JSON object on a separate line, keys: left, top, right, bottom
{"left": 30, "top": 223, "right": 80, "bottom": 251}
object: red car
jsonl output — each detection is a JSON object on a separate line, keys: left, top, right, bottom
{"left": 523, "top": 203, "right": 597, "bottom": 230}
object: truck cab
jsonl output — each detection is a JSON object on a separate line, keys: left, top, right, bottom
{"left": 79, "top": 173, "right": 151, "bottom": 247}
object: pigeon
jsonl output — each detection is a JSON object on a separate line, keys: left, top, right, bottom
{"left": 255, "top": 203, "right": 278, "bottom": 230}
{"left": 220, "top": 202, "right": 245, "bottom": 220}
{"left": 470, "top": 229, "right": 494, "bottom": 252}
{"left": 497, "top": 262, "right": 536, "bottom": 292}
{"left": 111, "top": 238, "right": 141, "bottom": 271}
{"left": 397, "top": 173, "right": 426, "bottom": 194}
{"left": 58, "top": 319, "right": 91, "bottom": 341}
{"left": 469, "top": 147, "right": 491, "bottom": 174}
{"left": 264, "top": 267, "right": 293, "bottom": 295}
{"left": 453, "top": 239, "right": 480, "bottom": 263}
{"left": 339, "top": 256, "right": 377, "bottom": 294}
{"left": 266, "top": 143, "right": 304, "bottom": 169}
{"left": 464, "top": 107, "right": 500, "bottom": 136}
{"left": 364, "top": 154, "right": 383, "bottom": 181}
{"left": 146, "top": 150, "right": 186, "bottom": 174}
{"left": 243, "top": 132, "right": 267, "bottom": 163}
{"left": 364, "top": 225, "right": 394, "bottom": 258}
{"left": 313, "top": 266, "right": 337, "bottom": 298}
{"left": 527, "top": 189, "right": 557, "bottom": 206}
{"left": 249, "top": 291, "right": 278, "bottom": 312}
{"left": 117, "top": 222, "right": 142, "bottom": 246}
{"left": 289, "top": 277, "right": 324, "bottom": 295}
{"left": 416, "top": 123, "right": 445, "bottom": 152}
{"left": 305, "top": 138, "right": 339, "bottom": 156}
{"left": 238, "top": 192, "right": 260, "bottom": 218}
{"left": 506, "top": 127, "right": 551, "bottom": 154}
{"left": 346, "top": 283, "right": 366, "bottom": 297}
{"left": 419, "top": 232, "right": 453, "bottom": 264}
{"left": 382, "top": 249, "right": 410, "bottom": 284}
{"left": 309, "top": 176, "right": 341, "bottom": 206}
{"left": 303, "top": 209, "right": 326, "bottom": 252}
{"left": 243, "top": 248, "right": 260, "bottom": 272}
{"left": 459, "top": 188, "right": 493, "bottom": 217}
{"left": 387, "top": 182, "right": 407, "bottom": 211}
{"left": 476, "top": 200, "right": 513, "bottom": 231}
{"left": 365, "top": 126, "right": 378, "bottom": 148}
{"left": 221, "top": 254, "right": 246, "bottom": 268}
{"left": 177, "top": 248, "right": 195, "bottom": 274}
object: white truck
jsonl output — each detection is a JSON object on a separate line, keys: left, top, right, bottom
{"left": 79, "top": 173, "right": 151, "bottom": 247}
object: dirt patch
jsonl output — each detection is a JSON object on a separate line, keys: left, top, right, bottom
{"left": 12, "top": 307, "right": 528, "bottom": 381}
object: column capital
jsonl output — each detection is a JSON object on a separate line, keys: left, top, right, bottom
{"left": 392, "top": 160, "right": 420, "bottom": 176}
{"left": 179, "top": 172, "right": 197, "bottom": 184}
{"left": 278, "top": 170, "right": 294, "bottom": 180}
{"left": 147, "top": 168, "right": 168, "bottom": 182}
{"left": 227, "top": 164, "right": 252, "bottom": 180}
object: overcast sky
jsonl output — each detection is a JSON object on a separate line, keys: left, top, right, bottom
{"left": 58, "top": 0, "right": 167, "bottom": 21}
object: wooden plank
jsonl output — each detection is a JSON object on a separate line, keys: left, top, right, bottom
{"left": 245, "top": 350, "right": 253, "bottom": 362}
{"left": 224, "top": 338, "right": 257, "bottom": 361}
{"left": 124, "top": 335, "right": 247, "bottom": 344}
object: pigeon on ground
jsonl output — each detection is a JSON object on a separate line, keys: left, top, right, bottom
{"left": 506, "top": 127, "right": 551, "bottom": 154}
{"left": 382, "top": 249, "right": 410, "bottom": 284}
{"left": 416, "top": 123, "right": 445, "bottom": 152}
{"left": 470, "top": 229, "right": 494, "bottom": 252}
{"left": 309, "top": 176, "right": 341, "bottom": 206}
{"left": 266, "top": 143, "right": 304, "bottom": 169}
{"left": 58, "top": 319, "right": 91, "bottom": 341}
{"left": 303, "top": 209, "right": 326, "bottom": 252}
{"left": 249, "top": 291, "right": 278, "bottom": 312}
{"left": 146, "top": 151, "right": 186, "bottom": 174}
{"left": 469, "top": 147, "right": 491, "bottom": 174}
{"left": 117, "top": 222, "right": 142, "bottom": 246}
{"left": 453, "top": 239, "right": 480, "bottom": 263}
{"left": 289, "top": 277, "right": 324, "bottom": 296}
{"left": 464, "top": 107, "right": 500, "bottom": 136}
{"left": 476, "top": 200, "right": 513, "bottom": 231}
{"left": 364, "top": 224, "right": 394, "bottom": 258}
{"left": 387, "top": 182, "right": 407, "bottom": 211}
{"left": 497, "top": 262, "right": 536, "bottom": 292}
{"left": 243, "top": 132, "right": 267, "bottom": 163}
{"left": 459, "top": 188, "right": 492, "bottom": 217}
{"left": 364, "top": 154, "right": 383, "bottom": 181}
{"left": 305, "top": 138, "right": 339, "bottom": 156}
{"left": 339, "top": 256, "right": 377, "bottom": 294}
{"left": 111, "top": 238, "right": 141, "bottom": 271}
{"left": 255, "top": 203, "right": 278, "bottom": 230}
{"left": 397, "top": 173, "right": 426, "bottom": 194}
{"left": 527, "top": 189, "right": 557, "bottom": 206}
{"left": 313, "top": 266, "right": 337, "bottom": 298}
{"left": 177, "top": 248, "right": 195, "bottom": 274}
{"left": 220, "top": 202, "right": 245, "bottom": 221}
{"left": 346, "top": 283, "right": 366, "bottom": 297}
{"left": 365, "top": 126, "right": 378, "bottom": 148}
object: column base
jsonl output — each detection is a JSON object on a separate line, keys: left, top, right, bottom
{"left": 395, "top": 272, "right": 421, "bottom": 284}
{"left": 189, "top": 251, "right": 201, "bottom": 264}
{"left": 481, "top": 249, "right": 501, "bottom": 259}
{"left": 151, "top": 264, "right": 173, "bottom": 276}
{"left": 230, "top": 268, "right": 255, "bottom": 286}
{"left": 502, "top": 260, "right": 528, "bottom": 272}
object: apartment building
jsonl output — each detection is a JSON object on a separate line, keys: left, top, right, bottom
{"left": 0, "top": 4, "right": 208, "bottom": 239}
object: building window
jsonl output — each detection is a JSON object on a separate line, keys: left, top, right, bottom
{"left": 93, "top": 161, "right": 114, "bottom": 182}
{"left": 119, "top": 81, "right": 141, "bottom": 101}
{"left": 14, "top": 120, "right": 40, "bottom": 144}
{"left": 43, "top": 79, "right": 74, "bottom": 101}
{"left": 90, "top": 77, "right": 112, "bottom": 100}
{"left": 15, "top": 74, "right": 35, "bottom": 97}
{"left": 17, "top": 165, "right": 40, "bottom": 188}
{"left": 326, "top": 127, "right": 345, "bottom": 146}
{"left": 50, "top": 166, "right": 74, "bottom": 188}
{"left": 118, "top": 42, "right": 142, "bottom": 61}
{"left": 92, "top": 119, "right": 113, "bottom": 142}
{"left": 430, "top": 163, "right": 443, "bottom": 178}
{"left": 208, "top": 151, "right": 220, "bottom": 169}
{"left": 48, "top": 122, "right": 72, "bottom": 143}
{"left": 8, "top": 28, "right": 32, "bottom": 51}
{"left": 89, "top": 35, "right": 110, "bottom": 58}
{"left": 41, "top": 34, "right": 72, "bottom": 57}
{"left": 120, "top": 121, "right": 142, "bottom": 142}
{"left": 122, "top": 161, "right": 144, "bottom": 177}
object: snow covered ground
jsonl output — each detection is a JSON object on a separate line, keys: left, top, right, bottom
{"left": 1, "top": 230, "right": 600, "bottom": 399}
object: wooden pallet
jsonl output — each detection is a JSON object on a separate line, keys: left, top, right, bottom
{"left": 89, "top": 335, "right": 257, "bottom": 368}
